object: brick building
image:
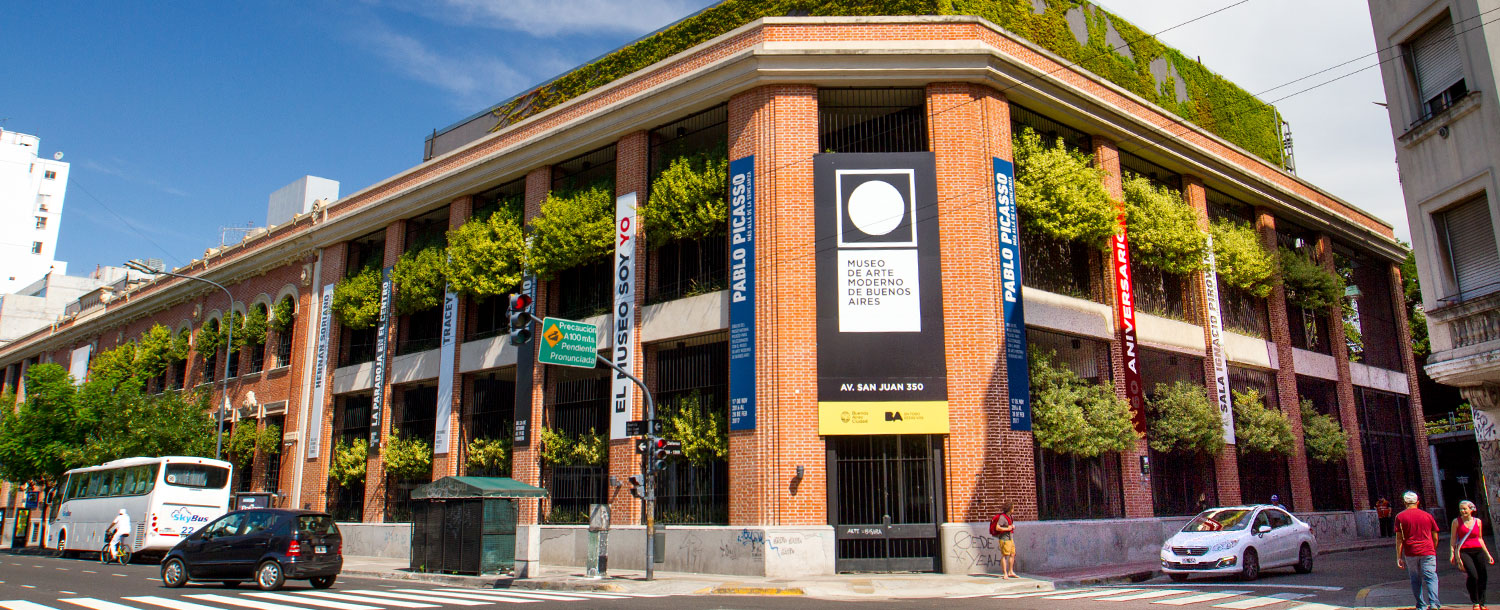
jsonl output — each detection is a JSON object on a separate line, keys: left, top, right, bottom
{"left": 0, "top": 4, "right": 1430, "bottom": 575}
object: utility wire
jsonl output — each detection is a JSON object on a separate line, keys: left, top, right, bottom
{"left": 69, "top": 178, "right": 184, "bottom": 267}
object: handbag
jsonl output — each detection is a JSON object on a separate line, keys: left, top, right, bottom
{"left": 1453, "top": 518, "right": 1478, "bottom": 568}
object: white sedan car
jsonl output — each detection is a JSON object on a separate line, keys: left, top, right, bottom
{"left": 1160, "top": 505, "right": 1318, "bottom": 581}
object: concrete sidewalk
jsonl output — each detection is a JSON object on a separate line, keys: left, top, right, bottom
{"left": 341, "top": 556, "right": 1052, "bottom": 599}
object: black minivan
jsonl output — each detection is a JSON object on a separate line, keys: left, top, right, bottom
{"left": 161, "top": 509, "right": 342, "bottom": 590}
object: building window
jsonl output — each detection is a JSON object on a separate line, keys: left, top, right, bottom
{"left": 1408, "top": 16, "right": 1467, "bottom": 122}
{"left": 818, "top": 88, "right": 928, "bottom": 153}
{"left": 35, "top": 217, "right": 46, "bottom": 230}
{"left": 1434, "top": 195, "right": 1500, "bottom": 303}
{"left": 30, "top": 242, "right": 42, "bottom": 254}
{"left": 329, "top": 394, "right": 371, "bottom": 522}
{"left": 43, "top": 170, "right": 56, "bottom": 180}
{"left": 35, "top": 194, "right": 49, "bottom": 211}
{"left": 1029, "top": 330, "right": 1124, "bottom": 520}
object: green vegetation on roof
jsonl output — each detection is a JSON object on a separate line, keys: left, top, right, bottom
{"left": 485, "top": 0, "right": 1284, "bottom": 165}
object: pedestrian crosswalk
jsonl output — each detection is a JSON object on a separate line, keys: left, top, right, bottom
{"left": 966, "top": 587, "right": 1338, "bottom": 609}
{"left": 0, "top": 586, "right": 665, "bottom": 610}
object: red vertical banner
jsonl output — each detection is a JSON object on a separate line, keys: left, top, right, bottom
{"left": 1112, "top": 212, "right": 1146, "bottom": 433}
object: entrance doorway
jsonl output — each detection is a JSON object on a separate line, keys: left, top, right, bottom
{"left": 827, "top": 435, "right": 943, "bottom": 572}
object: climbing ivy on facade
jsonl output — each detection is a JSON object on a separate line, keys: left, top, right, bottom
{"left": 1122, "top": 174, "right": 1207, "bottom": 275}
{"left": 445, "top": 207, "right": 527, "bottom": 297}
{"left": 333, "top": 263, "right": 383, "bottom": 330}
{"left": 527, "top": 184, "right": 615, "bottom": 279}
{"left": 641, "top": 151, "right": 729, "bottom": 246}
{"left": 1012, "top": 127, "right": 1114, "bottom": 247}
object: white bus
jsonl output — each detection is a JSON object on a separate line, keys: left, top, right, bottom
{"left": 48, "top": 456, "right": 233, "bottom": 555}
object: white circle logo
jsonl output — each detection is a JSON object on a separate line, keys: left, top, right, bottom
{"left": 846, "top": 180, "right": 905, "bottom": 236}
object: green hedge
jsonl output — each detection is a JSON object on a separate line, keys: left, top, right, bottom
{"left": 483, "top": 0, "right": 1282, "bottom": 165}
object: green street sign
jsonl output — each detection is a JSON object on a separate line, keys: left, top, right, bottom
{"left": 536, "top": 317, "right": 598, "bottom": 369}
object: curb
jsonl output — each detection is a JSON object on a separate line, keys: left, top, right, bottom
{"left": 1045, "top": 569, "right": 1158, "bottom": 589}
{"left": 700, "top": 586, "right": 806, "bottom": 596}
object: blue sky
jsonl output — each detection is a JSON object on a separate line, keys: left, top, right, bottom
{"left": 3, "top": 0, "right": 1404, "bottom": 276}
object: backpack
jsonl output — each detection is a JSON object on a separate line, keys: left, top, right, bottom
{"left": 989, "top": 512, "right": 1010, "bottom": 537}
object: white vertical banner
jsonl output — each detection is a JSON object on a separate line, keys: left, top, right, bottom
{"left": 68, "top": 345, "right": 93, "bottom": 386}
{"left": 307, "top": 282, "right": 335, "bottom": 459}
{"left": 611, "top": 192, "right": 638, "bottom": 440}
{"left": 1204, "top": 235, "right": 1236, "bottom": 445}
{"left": 434, "top": 288, "right": 459, "bottom": 455}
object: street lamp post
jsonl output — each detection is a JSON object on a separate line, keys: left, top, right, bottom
{"left": 125, "top": 259, "right": 234, "bottom": 461}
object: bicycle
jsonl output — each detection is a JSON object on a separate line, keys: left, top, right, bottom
{"left": 99, "top": 531, "right": 131, "bottom": 565}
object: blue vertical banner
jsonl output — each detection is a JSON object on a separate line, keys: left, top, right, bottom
{"left": 370, "top": 265, "right": 393, "bottom": 448}
{"left": 994, "top": 158, "right": 1031, "bottom": 431}
{"left": 728, "top": 155, "right": 756, "bottom": 431}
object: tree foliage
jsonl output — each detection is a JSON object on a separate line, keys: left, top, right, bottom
{"left": 662, "top": 392, "right": 729, "bottom": 466}
{"left": 641, "top": 151, "right": 729, "bottom": 246}
{"left": 1400, "top": 248, "right": 1429, "bottom": 358}
{"left": 383, "top": 432, "right": 433, "bottom": 480}
{"left": 445, "top": 207, "right": 527, "bottom": 297}
{"left": 269, "top": 295, "right": 295, "bottom": 333}
{"left": 1147, "top": 381, "right": 1225, "bottom": 455}
{"left": 1029, "top": 350, "right": 1139, "bottom": 458}
{"left": 1211, "top": 219, "right": 1276, "bottom": 297}
{"left": 1123, "top": 174, "right": 1207, "bottom": 274}
{"left": 465, "top": 436, "right": 511, "bottom": 475}
{"left": 1300, "top": 399, "right": 1349, "bottom": 463}
{"left": 333, "top": 263, "right": 383, "bottom": 330}
{"left": 328, "top": 438, "right": 368, "bottom": 488}
{"left": 1231, "top": 389, "right": 1292, "bottom": 455}
{"left": 1012, "top": 127, "right": 1115, "bottom": 247}
{"left": 538, "top": 427, "right": 608, "bottom": 467}
{"left": 225, "top": 421, "right": 281, "bottom": 472}
{"left": 196, "top": 318, "right": 225, "bottom": 359}
{"left": 236, "top": 306, "right": 267, "bottom": 348}
{"left": 527, "top": 184, "right": 615, "bottom": 279}
{"left": 135, "top": 324, "right": 178, "bottom": 378}
{"left": 0, "top": 364, "right": 83, "bottom": 504}
{"left": 393, "top": 241, "right": 447, "bottom": 316}
{"left": 1280, "top": 248, "right": 1344, "bottom": 311}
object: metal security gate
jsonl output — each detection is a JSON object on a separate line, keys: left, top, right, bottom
{"left": 828, "top": 435, "right": 944, "bottom": 572}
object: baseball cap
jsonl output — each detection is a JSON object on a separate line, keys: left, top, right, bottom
{"left": 1403, "top": 491, "right": 1419, "bottom": 504}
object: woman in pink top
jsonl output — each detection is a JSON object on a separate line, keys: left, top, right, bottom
{"left": 1452, "top": 500, "right": 1496, "bottom": 610}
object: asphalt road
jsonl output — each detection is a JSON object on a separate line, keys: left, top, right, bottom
{"left": 0, "top": 544, "right": 1491, "bottom": 609}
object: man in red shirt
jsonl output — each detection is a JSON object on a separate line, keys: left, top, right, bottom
{"left": 1396, "top": 491, "right": 1442, "bottom": 610}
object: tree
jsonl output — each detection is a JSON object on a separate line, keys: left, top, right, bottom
{"left": 1231, "top": 389, "right": 1293, "bottom": 455}
{"left": 0, "top": 364, "right": 84, "bottom": 546}
{"left": 1147, "top": 381, "right": 1225, "bottom": 455}
{"left": 1029, "top": 350, "right": 1139, "bottom": 458}
{"left": 1400, "top": 247, "right": 1430, "bottom": 358}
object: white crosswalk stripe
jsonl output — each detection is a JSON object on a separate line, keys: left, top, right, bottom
{"left": 988, "top": 590, "right": 1061, "bottom": 599}
{"left": 1150, "top": 591, "right": 1247, "bottom": 605}
{"left": 1096, "top": 589, "right": 1193, "bottom": 601}
{"left": 241, "top": 593, "right": 382, "bottom": 610}
{"left": 60, "top": 599, "right": 142, "bottom": 610}
{"left": 123, "top": 596, "right": 229, "bottom": 610}
{"left": 0, "top": 602, "right": 64, "bottom": 610}
{"left": 287, "top": 593, "right": 436, "bottom": 609}
{"left": 185, "top": 594, "right": 324, "bottom": 610}
{"left": 1044, "top": 588, "right": 1144, "bottom": 599}
{"left": 1212, "top": 592, "right": 1315, "bottom": 609}
{"left": 387, "top": 592, "right": 539, "bottom": 605}
{"left": 1284, "top": 604, "right": 1343, "bottom": 610}
{"left": 336, "top": 592, "right": 489, "bottom": 607}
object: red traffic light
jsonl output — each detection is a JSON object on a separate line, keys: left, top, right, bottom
{"left": 510, "top": 293, "right": 533, "bottom": 311}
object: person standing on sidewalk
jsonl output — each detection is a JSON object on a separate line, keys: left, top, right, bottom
{"left": 990, "top": 502, "right": 1017, "bottom": 579}
{"left": 1451, "top": 500, "right": 1494, "bottom": 610}
{"left": 1378, "top": 497, "right": 1394, "bottom": 537}
{"left": 1398, "top": 491, "right": 1443, "bottom": 610}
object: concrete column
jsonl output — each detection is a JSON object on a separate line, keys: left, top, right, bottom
{"left": 431, "top": 196, "right": 474, "bottom": 479}
{"left": 515, "top": 166, "right": 551, "bottom": 527}
{"left": 304, "top": 242, "right": 348, "bottom": 512}
{"left": 925, "top": 83, "right": 1035, "bottom": 522}
{"left": 1461, "top": 385, "right": 1500, "bottom": 532}
{"left": 1181, "top": 176, "right": 1245, "bottom": 507}
{"left": 1094, "top": 135, "right": 1154, "bottom": 519}
{"left": 724, "top": 84, "right": 821, "bottom": 526}
{"left": 607, "top": 131, "right": 650, "bottom": 526}
{"left": 363, "top": 221, "right": 407, "bottom": 522}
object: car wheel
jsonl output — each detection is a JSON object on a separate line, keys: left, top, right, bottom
{"left": 162, "top": 558, "right": 189, "bottom": 588}
{"left": 256, "top": 560, "right": 285, "bottom": 591}
{"left": 1294, "top": 543, "right": 1314, "bottom": 574}
{"left": 310, "top": 575, "right": 336, "bottom": 589}
{"left": 221, "top": 581, "right": 242, "bottom": 588}
{"left": 1168, "top": 573, "right": 1190, "bottom": 582}
{"left": 1239, "top": 548, "right": 1260, "bottom": 581}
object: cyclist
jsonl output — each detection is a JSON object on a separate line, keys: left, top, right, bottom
{"left": 105, "top": 508, "right": 130, "bottom": 560}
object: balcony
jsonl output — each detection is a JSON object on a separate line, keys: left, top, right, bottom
{"left": 1424, "top": 290, "right": 1500, "bottom": 387}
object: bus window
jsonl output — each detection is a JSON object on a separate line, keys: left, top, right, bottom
{"left": 164, "top": 464, "right": 230, "bottom": 489}
{"left": 108, "top": 470, "right": 126, "bottom": 496}
{"left": 122, "top": 469, "right": 139, "bottom": 496}
{"left": 62, "top": 476, "right": 78, "bottom": 501}
{"left": 140, "top": 464, "right": 159, "bottom": 494}
{"left": 86, "top": 472, "right": 104, "bottom": 497}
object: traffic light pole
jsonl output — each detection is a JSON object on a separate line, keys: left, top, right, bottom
{"left": 591, "top": 353, "right": 657, "bottom": 581}
{"left": 515, "top": 307, "right": 659, "bottom": 580}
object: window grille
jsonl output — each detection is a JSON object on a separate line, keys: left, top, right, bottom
{"left": 818, "top": 88, "right": 928, "bottom": 153}
{"left": 652, "top": 334, "right": 729, "bottom": 525}
{"left": 1010, "top": 103, "right": 1091, "bottom": 152}
{"left": 552, "top": 145, "right": 616, "bottom": 192}
{"left": 1028, "top": 330, "right": 1123, "bottom": 520}
{"left": 473, "top": 179, "right": 525, "bottom": 221}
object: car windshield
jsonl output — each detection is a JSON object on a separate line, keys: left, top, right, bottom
{"left": 295, "top": 515, "right": 338, "bottom": 536}
{"left": 1183, "top": 508, "right": 1253, "bottom": 532}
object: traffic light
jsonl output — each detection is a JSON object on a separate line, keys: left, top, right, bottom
{"left": 651, "top": 438, "right": 682, "bottom": 471}
{"left": 627, "top": 474, "right": 645, "bottom": 499}
{"left": 508, "top": 293, "right": 533, "bottom": 345}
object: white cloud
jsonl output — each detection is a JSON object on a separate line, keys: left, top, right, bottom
{"left": 388, "top": 0, "right": 708, "bottom": 37}
{"left": 81, "top": 158, "right": 190, "bottom": 198}
{"left": 353, "top": 21, "right": 532, "bottom": 109}
{"left": 1096, "top": 0, "right": 1412, "bottom": 242}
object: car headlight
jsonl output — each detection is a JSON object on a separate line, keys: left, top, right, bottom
{"left": 1162, "top": 542, "right": 1173, "bottom": 555}
{"left": 1209, "top": 539, "right": 1239, "bottom": 553}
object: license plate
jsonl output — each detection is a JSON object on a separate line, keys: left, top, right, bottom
{"left": 1180, "top": 557, "right": 1198, "bottom": 564}
{"left": 315, "top": 545, "right": 327, "bottom": 554}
